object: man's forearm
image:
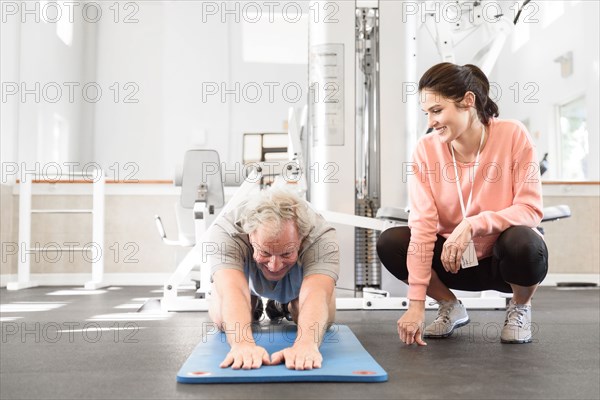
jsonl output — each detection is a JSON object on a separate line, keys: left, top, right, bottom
{"left": 219, "top": 287, "right": 255, "bottom": 348}
{"left": 295, "top": 293, "right": 333, "bottom": 348}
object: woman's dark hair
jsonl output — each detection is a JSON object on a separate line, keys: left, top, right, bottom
{"left": 418, "top": 62, "right": 499, "bottom": 124}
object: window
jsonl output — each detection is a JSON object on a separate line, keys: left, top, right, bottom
{"left": 558, "top": 97, "right": 588, "bottom": 180}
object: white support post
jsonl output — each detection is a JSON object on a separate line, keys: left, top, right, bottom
{"left": 336, "top": 294, "right": 506, "bottom": 310}
{"left": 85, "top": 169, "right": 106, "bottom": 290}
{"left": 319, "top": 209, "right": 389, "bottom": 231}
{"left": 193, "top": 201, "right": 211, "bottom": 299}
{"left": 7, "top": 178, "right": 38, "bottom": 290}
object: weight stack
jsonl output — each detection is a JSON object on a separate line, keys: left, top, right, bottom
{"left": 355, "top": 197, "right": 381, "bottom": 289}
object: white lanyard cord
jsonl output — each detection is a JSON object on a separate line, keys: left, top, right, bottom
{"left": 451, "top": 126, "right": 486, "bottom": 218}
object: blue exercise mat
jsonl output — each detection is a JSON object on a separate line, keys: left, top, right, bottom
{"left": 177, "top": 324, "right": 387, "bottom": 383}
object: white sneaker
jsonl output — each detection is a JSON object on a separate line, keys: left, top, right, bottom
{"left": 501, "top": 300, "right": 533, "bottom": 344}
{"left": 424, "top": 300, "right": 470, "bottom": 338}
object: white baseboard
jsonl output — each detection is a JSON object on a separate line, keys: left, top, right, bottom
{"left": 1, "top": 272, "right": 598, "bottom": 288}
{"left": 540, "top": 273, "right": 599, "bottom": 286}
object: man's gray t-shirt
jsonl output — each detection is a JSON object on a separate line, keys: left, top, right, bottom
{"left": 203, "top": 202, "right": 339, "bottom": 303}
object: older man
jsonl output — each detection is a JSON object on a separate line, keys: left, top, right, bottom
{"left": 205, "top": 188, "right": 339, "bottom": 370}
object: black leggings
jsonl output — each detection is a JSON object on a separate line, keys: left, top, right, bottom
{"left": 376, "top": 226, "right": 548, "bottom": 293}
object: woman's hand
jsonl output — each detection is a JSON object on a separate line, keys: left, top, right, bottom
{"left": 397, "top": 301, "right": 427, "bottom": 346}
{"left": 442, "top": 219, "right": 473, "bottom": 273}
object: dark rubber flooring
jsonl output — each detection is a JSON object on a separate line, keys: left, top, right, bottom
{"left": 1, "top": 285, "right": 598, "bottom": 399}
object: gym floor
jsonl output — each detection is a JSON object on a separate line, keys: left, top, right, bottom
{"left": 1, "top": 285, "right": 598, "bottom": 400}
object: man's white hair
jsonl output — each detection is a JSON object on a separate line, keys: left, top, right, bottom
{"left": 240, "top": 188, "right": 313, "bottom": 239}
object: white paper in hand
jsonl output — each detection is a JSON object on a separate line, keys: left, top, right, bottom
{"left": 461, "top": 240, "right": 479, "bottom": 269}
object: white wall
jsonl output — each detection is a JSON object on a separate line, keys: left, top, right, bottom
{"left": 92, "top": 1, "right": 308, "bottom": 180}
{"left": 93, "top": 2, "right": 166, "bottom": 179}
{"left": 16, "top": 6, "right": 95, "bottom": 169}
{"left": 494, "top": 1, "right": 599, "bottom": 180}
{"left": 1, "top": 4, "right": 96, "bottom": 181}
{"left": 0, "top": 10, "right": 21, "bottom": 174}
{"left": 4, "top": 2, "right": 308, "bottom": 181}
{"left": 160, "top": 2, "right": 231, "bottom": 175}
{"left": 9, "top": 1, "right": 598, "bottom": 182}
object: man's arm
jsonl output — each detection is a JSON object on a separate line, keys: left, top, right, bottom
{"left": 211, "top": 269, "right": 270, "bottom": 370}
{"left": 296, "top": 274, "right": 336, "bottom": 346}
{"left": 270, "top": 274, "right": 336, "bottom": 370}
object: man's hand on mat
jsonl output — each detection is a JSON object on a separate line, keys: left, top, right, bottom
{"left": 270, "top": 343, "right": 323, "bottom": 370}
{"left": 220, "top": 343, "right": 271, "bottom": 370}
{"left": 397, "top": 303, "right": 427, "bottom": 346}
